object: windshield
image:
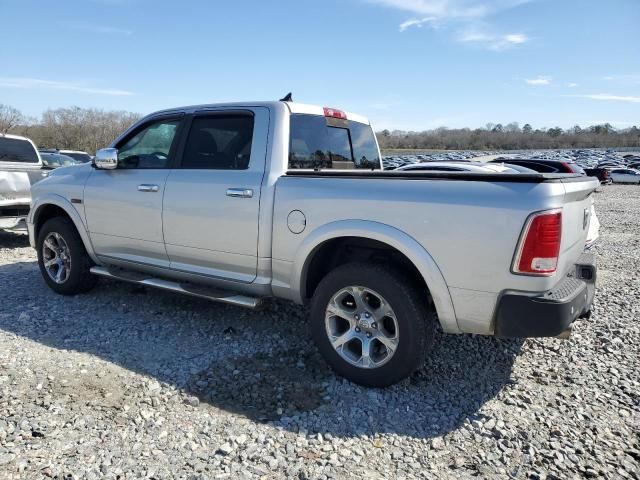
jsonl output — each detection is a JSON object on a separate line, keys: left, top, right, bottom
{"left": 63, "top": 152, "right": 92, "bottom": 163}
{"left": 0, "top": 136, "right": 39, "bottom": 163}
{"left": 41, "top": 153, "right": 82, "bottom": 168}
{"left": 288, "top": 114, "right": 380, "bottom": 170}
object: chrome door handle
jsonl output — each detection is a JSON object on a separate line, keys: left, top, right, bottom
{"left": 226, "top": 188, "right": 253, "bottom": 198}
{"left": 138, "top": 184, "right": 159, "bottom": 192}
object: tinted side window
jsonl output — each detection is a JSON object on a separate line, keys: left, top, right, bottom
{"left": 0, "top": 137, "right": 39, "bottom": 163}
{"left": 117, "top": 119, "right": 180, "bottom": 169}
{"left": 350, "top": 121, "right": 380, "bottom": 169}
{"left": 288, "top": 114, "right": 380, "bottom": 170}
{"left": 181, "top": 114, "right": 254, "bottom": 170}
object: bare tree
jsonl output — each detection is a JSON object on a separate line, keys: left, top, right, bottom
{"left": 0, "top": 104, "right": 25, "bottom": 134}
{"left": 2, "top": 101, "right": 638, "bottom": 153}
{"left": 377, "top": 123, "right": 640, "bottom": 150}
{"left": 30, "top": 107, "right": 141, "bottom": 153}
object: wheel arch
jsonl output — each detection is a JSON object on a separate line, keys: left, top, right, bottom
{"left": 292, "top": 220, "right": 460, "bottom": 334}
{"left": 29, "top": 195, "right": 99, "bottom": 264}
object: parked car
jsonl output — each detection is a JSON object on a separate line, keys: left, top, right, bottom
{"left": 28, "top": 100, "right": 598, "bottom": 387}
{"left": 0, "top": 134, "right": 43, "bottom": 231}
{"left": 395, "top": 162, "right": 529, "bottom": 174}
{"left": 59, "top": 150, "right": 92, "bottom": 163}
{"left": 40, "top": 152, "right": 84, "bottom": 170}
{"left": 609, "top": 168, "right": 640, "bottom": 184}
{"left": 583, "top": 167, "right": 611, "bottom": 185}
{"left": 39, "top": 149, "right": 92, "bottom": 164}
{"left": 489, "top": 158, "right": 586, "bottom": 175}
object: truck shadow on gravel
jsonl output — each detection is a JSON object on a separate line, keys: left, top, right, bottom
{"left": 0, "top": 260, "right": 524, "bottom": 440}
{"left": 0, "top": 230, "right": 30, "bottom": 248}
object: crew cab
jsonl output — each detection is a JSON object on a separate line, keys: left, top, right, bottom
{"left": 28, "top": 101, "right": 599, "bottom": 387}
{"left": 1, "top": 134, "right": 44, "bottom": 231}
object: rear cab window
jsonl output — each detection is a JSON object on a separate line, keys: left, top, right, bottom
{"left": 288, "top": 114, "right": 380, "bottom": 170}
{"left": 0, "top": 136, "right": 40, "bottom": 164}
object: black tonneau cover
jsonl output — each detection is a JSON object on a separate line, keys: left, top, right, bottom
{"left": 285, "top": 170, "right": 588, "bottom": 183}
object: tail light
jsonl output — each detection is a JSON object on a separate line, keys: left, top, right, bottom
{"left": 512, "top": 209, "right": 562, "bottom": 275}
{"left": 323, "top": 107, "right": 347, "bottom": 120}
{"left": 560, "top": 162, "right": 573, "bottom": 173}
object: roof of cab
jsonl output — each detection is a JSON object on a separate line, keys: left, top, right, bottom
{"left": 144, "top": 101, "right": 371, "bottom": 125}
{"left": 0, "top": 133, "right": 34, "bottom": 142}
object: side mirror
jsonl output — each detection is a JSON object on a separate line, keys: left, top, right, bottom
{"left": 94, "top": 148, "right": 119, "bottom": 170}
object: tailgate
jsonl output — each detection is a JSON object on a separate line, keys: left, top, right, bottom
{"left": 557, "top": 177, "right": 599, "bottom": 275}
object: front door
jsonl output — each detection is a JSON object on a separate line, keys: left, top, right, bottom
{"left": 162, "top": 108, "right": 268, "bottom": 283}
{"left": 84, "top": 116, "right": 183, "bottom": 267}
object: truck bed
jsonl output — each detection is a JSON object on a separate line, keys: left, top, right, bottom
{"left": 273, "top": 172, "right": 598, "bottom": 335}
{"left": 285, "top": 169, "right": 588, "bottom": 183}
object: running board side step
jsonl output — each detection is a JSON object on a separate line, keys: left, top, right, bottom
{"left": 89, "top": 266, "right": 263, "bottom": 309}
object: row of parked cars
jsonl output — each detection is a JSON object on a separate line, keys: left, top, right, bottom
{"left": 383, "top": 151, "right": 640, "bottom": 184}
{"left": 0, "top": 133, "right": 91, "bottom": 230}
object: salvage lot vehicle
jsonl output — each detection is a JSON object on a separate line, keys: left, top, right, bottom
{"left": 609, "top": 168, "right": 640, "bottom": 184}
{"left": 40, "top": 149, "right": 93, "bottom": 164}
{"left": 59, "top": 149, "right": 92, "bottom": 163}
{"left": 28, "top": 101, "right": 599, "bottom": 387}
{"left": 394, "top": 161, "right": 530, "bottom": 174}
{"left": 40, "top": 152, "right": 84, "bottom": 170}
{"left": 583, "top": 167, "right": 611, "bottom": 185}
{"left": 489, "top": 157, "right": 586, "bottom": 175}
{"left": 0, "top": 134, "right": 43, "bottom": 231}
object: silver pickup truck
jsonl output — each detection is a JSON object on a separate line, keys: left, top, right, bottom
{"left": 28, "top": 101, "right": 598, "bottom": 387}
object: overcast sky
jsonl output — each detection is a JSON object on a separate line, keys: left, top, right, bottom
{"left": 1, "top": 0, "right": 638, "bottom": 130}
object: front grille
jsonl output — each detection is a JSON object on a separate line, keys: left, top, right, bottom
{"left": 0, "top": 206, "right": 30, "bottom": 217}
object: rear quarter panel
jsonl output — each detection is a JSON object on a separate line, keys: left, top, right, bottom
{"left": 272, "top": 175, "right": 596, "bottom": 334}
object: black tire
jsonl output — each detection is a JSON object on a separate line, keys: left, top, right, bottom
{"left": 37, "top": 216, "right": 97, "bottom": 295}
{"left": 310, "top": 262, "right": 435, "bottom": 387}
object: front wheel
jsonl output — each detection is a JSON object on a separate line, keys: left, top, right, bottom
{"left": 310, "top": 263, "right": 435, "bottom": 387}
{"left": 37, "top": 217, "right": 97, "bottom": 295}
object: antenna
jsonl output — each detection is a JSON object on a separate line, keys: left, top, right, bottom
{"left": 279, "top": 92, "right": 293, "bottom": 102}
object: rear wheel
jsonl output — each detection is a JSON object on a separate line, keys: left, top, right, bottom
{"left": 37, "top": 217, "right": 97, "bottom": 295}
{"left": 310, "top": 262, "right": 435, "bottom": 387}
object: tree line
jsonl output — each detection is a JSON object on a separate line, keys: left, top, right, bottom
{"left": 2, "top": 103, "right": 639, "bottom": 153}
{"left": 0, "top": 103, "right": 140, "bottom": 154}
{"left": 377, "top": 122, "right": 640, "bottom": 151}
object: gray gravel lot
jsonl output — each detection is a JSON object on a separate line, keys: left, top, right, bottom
{"left": 0, "top": 185, "right": 638, "bottom": 479}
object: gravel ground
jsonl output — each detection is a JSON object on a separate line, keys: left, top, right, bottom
{"left": 0, "top": 185, "right": 638, "bottom": 480}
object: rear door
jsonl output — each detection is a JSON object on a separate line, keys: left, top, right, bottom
{"left": 624, "top": 170, "right": 640, "bottom": 183}
{"left": 84, "top": 115, "right": 184, "bottom": 267}
{"left": 162, "top": 107, "right": 269, "bottom": 283}
{"left": 613, "top": 169, "right": 633, "bottom": 183}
